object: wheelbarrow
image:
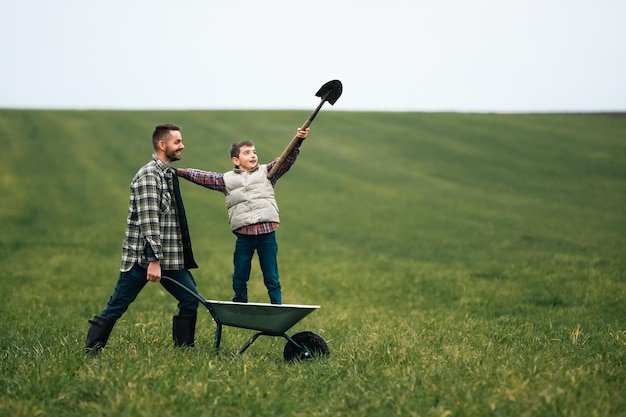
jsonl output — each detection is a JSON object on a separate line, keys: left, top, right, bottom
{"left": 162, "top": 276, "right": 329, "bottom": 362}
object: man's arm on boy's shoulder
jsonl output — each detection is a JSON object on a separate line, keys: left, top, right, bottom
{"left": 176, "top": 168, "right": 226, "bottom": 193}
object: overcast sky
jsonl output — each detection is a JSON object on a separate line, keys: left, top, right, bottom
{"left": 1, "top": 0, "right": 625, "bottom": 112}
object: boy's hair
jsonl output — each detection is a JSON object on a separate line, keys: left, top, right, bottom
{"left": 152, "top": 123, "right": 181, "bottom": 150}
{"left": 230, "top": 140, "right": 255, "bottom": 159}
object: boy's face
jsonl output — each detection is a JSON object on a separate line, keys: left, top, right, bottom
{"left": 232, "top": 145, "right": 258, "bottom": 171}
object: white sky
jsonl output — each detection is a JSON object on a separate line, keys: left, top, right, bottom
{"left": 1, "top": 0, "right": 625, "bottom": 112}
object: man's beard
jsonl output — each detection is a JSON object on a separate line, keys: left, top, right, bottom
{"left": 166, "top": 148, "right": 181, "bottom": 162}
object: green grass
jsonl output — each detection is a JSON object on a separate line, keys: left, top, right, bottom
{"left": 1, "top": 109, "right": 625, "bottom": 416}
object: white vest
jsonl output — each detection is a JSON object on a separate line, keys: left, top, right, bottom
{"left": 223, "top": 164, "right": 280, "bottom": 231}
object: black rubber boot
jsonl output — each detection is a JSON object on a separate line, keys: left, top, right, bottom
{"left": 173, "top": 314, "right": 197, "bottom": 348}
{"left": 85, "top": 315, "right": 116, "bottom": 357}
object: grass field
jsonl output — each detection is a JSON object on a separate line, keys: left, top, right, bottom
{"left": 1, "top": 109, "right": 625, "bottom": 416}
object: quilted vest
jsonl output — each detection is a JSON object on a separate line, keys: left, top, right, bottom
{"left": 223, "top": 164, "right": 280, "bottom": 231}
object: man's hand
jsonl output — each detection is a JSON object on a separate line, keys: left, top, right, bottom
{"left": 147, "top": 261, "right": 161, "bottom": 283}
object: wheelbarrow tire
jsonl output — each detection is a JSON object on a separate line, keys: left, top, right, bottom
{"left": 283, "top": 331, "right": 329, "bottom": 362}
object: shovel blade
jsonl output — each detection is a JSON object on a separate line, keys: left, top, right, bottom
{"left": 315, "top": 79, "right": 342, "bottom": 105}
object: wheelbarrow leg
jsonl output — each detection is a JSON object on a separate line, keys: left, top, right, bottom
{"left": 239, "top": 332, "right": 266, "bottom": 354}
{"left": 213, "top": 320, "right": 222, "bottom": 352}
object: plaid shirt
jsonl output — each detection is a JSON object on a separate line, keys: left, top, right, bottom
{"left": 120, "top": 156, "right": 186, "bottom": 271}
{"left": 177, "top": 141, "right": 302, "bottom": 235}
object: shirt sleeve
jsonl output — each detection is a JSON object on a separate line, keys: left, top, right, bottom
{"left": 267, "top": 138, "right": 304, "bottom": 185}
{"left": 133, "top": 172, "right": 163, "bottom": 260}
{"left": 177, "top": 168, "right": 227, "bottom": 193}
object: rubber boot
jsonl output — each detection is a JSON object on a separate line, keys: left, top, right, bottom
{"left": 172, "top": 314, "right": 197, "bottom": 348}
{"left": 85, "top": 315, "right": 115, "bottom": 357}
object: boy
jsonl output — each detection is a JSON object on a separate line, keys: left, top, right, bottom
{"left": 177, "top": 127, "right": 309, "bottom": 304}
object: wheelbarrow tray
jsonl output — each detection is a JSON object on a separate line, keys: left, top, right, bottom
{"left": 203, "top": 300, "right": 319, "bottom": 335}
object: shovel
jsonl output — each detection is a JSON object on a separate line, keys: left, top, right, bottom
{"left": 267, "top": 79, "right": 342, "bottom": 179}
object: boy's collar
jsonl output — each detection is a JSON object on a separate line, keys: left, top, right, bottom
{"left": 233, "top": 165, "right": 260, "bottom": 174}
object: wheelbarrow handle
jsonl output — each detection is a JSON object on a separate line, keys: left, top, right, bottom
{"left": 161, "top": 275, "right": 210, "bottom": 309}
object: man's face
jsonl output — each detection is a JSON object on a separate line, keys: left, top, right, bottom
{"left": 163, "top": 130, "right": 184, "bottom": 162}
{"left": 233, "top": 145, "right": 258, "bottom": 171}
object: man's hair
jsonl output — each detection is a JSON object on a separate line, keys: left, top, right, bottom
{"left": 230, "top": 140, "right": 255, "bottom": 159}
{"left": 152, "top": 123, "right": 181, "bottom": 150}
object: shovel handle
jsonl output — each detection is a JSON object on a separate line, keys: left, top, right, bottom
{"left": 266, "top": 101, "right": 324, "bottom": 179}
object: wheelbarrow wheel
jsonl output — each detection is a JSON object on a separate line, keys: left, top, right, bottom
{"left": 283, "top": 331, "right": 329, "bottom": 362}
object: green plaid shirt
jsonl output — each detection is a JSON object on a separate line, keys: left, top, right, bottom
{"left": 120, "top": 156, "right": 186, "bottom": 272}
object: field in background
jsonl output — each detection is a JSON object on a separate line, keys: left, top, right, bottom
{"left": 0, "top": 109, "right": 625, "bottom": 416}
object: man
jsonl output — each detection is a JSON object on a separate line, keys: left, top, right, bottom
{"left": 85, "top": 123, "right": 200, "bottom": 356}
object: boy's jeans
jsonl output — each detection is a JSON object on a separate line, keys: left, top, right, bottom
{"left": 232, "top": 231, "right": 281, "bottom": 304}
